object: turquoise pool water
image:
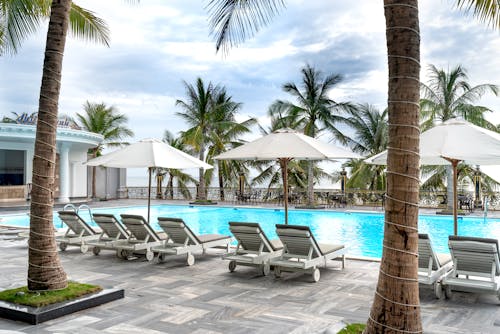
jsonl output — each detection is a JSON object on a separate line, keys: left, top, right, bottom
{"left": 2, "top": 204, "right": 499, "bottom": 258}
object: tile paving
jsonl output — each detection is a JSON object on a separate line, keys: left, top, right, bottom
{"left": 0, "top": 235, "right": 500, "bottom": 333}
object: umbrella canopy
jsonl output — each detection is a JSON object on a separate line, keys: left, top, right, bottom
{"left": 86, "top": 138, "right": 212, "bottom": 222}
{"left": 215, "top": 129, "right": 361, "bottom": 224}
{"left": 365, "top": 119, "right": 500, "bottom": 234}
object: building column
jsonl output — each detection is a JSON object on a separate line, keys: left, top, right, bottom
{"left": 59, "top": 143, "right": 70, "bottom": 203}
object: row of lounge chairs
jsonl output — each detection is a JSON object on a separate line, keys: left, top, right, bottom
{"left": 56, "top": 211, "right": 347, "bottom": 282}
{"left": 418, "top": 234, "right": 500, "bottom": 300}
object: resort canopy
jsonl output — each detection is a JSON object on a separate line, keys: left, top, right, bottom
{"left": 365, "top": 118, "right": 500, "bottom": 235}
{"left": 214, "top": 128, "right": 361, "bottom": 224}
{"left": 86, "top": 138, "right": 212, "bottom": 222}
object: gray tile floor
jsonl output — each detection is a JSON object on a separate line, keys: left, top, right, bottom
{"left": 1, "top": 236, "right": 500, "bottom": 333}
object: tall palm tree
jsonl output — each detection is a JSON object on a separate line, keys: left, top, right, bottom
{"left": 420, "top": 64, "right": 498, "bottom": 210}
{"left": 76, "top": 101, "right": 134, "bottom": 199}
{"left": 0, "top": 0, "right": 109, "bottom": 55}
{"left": 9, "top": 0, "right": 111, "bottom": 291}
{"left": 206, "top": 1, "right": 422, "bottom": 331}
{"left": 158, "top": 130, "right": 197, "bottom": 200}
{"left": 343, "top": 104, "right": 388, "bottom": 191}
{"left": 272, "top": 64, "right": 354, "bottom": 205}
{"left": 206, "top": 89, "right": 256, "bottom": 201}
{"left": 176, "top": 78, "right": 217, "bottom": 200}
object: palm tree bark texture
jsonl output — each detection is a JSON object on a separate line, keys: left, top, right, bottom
{"left": 365, "top": 0, "right": 421, "bottom": 333}
{"left": 28, "top": 0, "right": 71, "bottom": 291}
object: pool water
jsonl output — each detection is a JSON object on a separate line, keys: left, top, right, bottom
{"left": 2, "top": 204, "right": 499, "bottom": 258}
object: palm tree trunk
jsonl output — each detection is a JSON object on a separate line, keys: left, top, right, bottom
{"left": 167, "top": 175, "right": 174, "bottom": 199}
{"left": 92, "top": 166, "right": 97, "bottom": 198}
{"left": 28, "top": 0, "right": 71, "bottom": 291}
{"left": 197, "top": 143, "right": 206, "bottom": 200}
{"left": 365, "top": 0, "right": 422, "bottom": 332}
{"left": 307, "top": 160, "right": 314, "bottom": 205}
{"left": 218, "top": 161, "right": 225, "bottom": 201}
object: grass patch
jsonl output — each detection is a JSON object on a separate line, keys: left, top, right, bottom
{"left": 0, "top": 282, "right": 102, "bottom": 307}
{"left": 337, "top": 323, "right": 366, "bottom": 334}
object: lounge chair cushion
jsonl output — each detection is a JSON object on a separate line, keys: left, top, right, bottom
{"left": 229, "top": 221, "right": 280, "bottom": 251}
{"left": 318, "top": 243, "right": 344, "bottom": 255}
{"left": 437, "top": 253, "right": 452, "bottom": 266}
{"left": 270, "top": 239, "right": 283, "bottom": 250}
{"left": 197, "top": 234, "right": 231, "bottom": 243}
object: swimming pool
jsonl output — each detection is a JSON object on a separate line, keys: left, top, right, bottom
{"left": 2, "top": 204, "right": 499, "bottom": 258}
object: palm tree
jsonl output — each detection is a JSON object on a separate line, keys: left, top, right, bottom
{"left": 272, "top": 64, "right": 354, "bottom": 205}
{"left": 420, "top": 64, "right": 498, "bottom": 210}
{"left": 76, "top": 101, "right": 134, "bottom": 199}
{"left": 206, "top": 89, "right": 256, "bottom": 201}
{"left": 343, "top": 104, "right": 388, "bottom": 191}
{"left": 7, "top": 0, "right": 111, "bottom": 291}
{"left": 158, "top": 130, "right": 197, "bottom": 200}
{"left": 0, "top": 0, "right": 109, "bottom": 55}
{"left": 206, "top": 1, "right": 422, "bottom": 331}
{"left": 176, "top": 78, "right": 217, "bottom": 200}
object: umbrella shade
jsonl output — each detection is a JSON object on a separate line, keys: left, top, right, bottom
{"left": 214, "top": 129, "right": 361, "bottom": 224}
{"left": 365, "top": 119, "right": 500, "bottom": 234}
{"left": 215, "top": 128, "right": 360, "bottom": 161}
{"left": 86, "top": 139, "right": 212, "bottom": 222}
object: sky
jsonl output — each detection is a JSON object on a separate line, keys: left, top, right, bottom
{"left": 0, "top": 0, "right": 499, "bottom": 183}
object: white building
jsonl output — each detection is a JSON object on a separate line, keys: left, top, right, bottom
{"left": 0, "top": 121, "right": 103, "bottom": 202}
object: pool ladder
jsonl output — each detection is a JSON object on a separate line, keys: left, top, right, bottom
{"left": 62, "top": 203, "right": 93, "bottom": 228}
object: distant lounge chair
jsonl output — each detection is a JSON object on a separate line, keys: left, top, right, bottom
{"left": 56, "top": 211, "right": 99, "bottom": 253}
{"left": 86, "top": 213, "right": 130, "bottom": 255}
{"left": 442, "top": 236, "right": 500, "bottom": 299}
{"left": 223, "top": 222, "right": 283, "bottom": 276}
{"left": 111, "top": 214, "right": 164, "bottom": 261}
{"left": 270, "top": 224, "right": 346, "bottom": 282}
{"left": 418, "top": 233, "right": 452, "bottom": 298}
{"left": 151, "top": 217, "right": 232, "bottom": 266}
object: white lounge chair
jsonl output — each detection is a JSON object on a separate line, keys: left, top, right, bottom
{"left": 442, "top": 236, "right": 500, "bottom": 299}
{"left": 222, "top": 222, "right": 283, "bottom": 276}
{"left": 270, "top": 224, "right": 346, "bottom": 282}
{"left": 151, "top": 217, "right": 232, "bottom": 266}
{"left": 418, "top": 233, "right": 452, "bottom": 298}
{"left": 111, "top": 214, "right": 164, "bottom": 261}
{"left": 56, "top": 211, "right": 99, "bottom": 253}
{"left": 86, "top": 213, "right": 130, "bottom": 255}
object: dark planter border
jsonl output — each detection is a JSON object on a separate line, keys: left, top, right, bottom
{"left": 0, "top": 288, "right": 124, "bottom": 325}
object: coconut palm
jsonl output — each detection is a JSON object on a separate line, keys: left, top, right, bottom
{"left": 76, "top": 101, "right": 134, "bottom": 199}
{"left": 420, "top": 64, "right": 499, "bottom": 210}
{"left": 9, "top": 0, "right": 111, "bottom": 291}
{"left": 0, "top": 0, "right": 109, "bottom": 55}
{"left": 206, "top": 89, "right": 256, "bottom": 201}
{"left": 271, "top": 64, "right": 355, "bottom": 205}
{"left": 157, "top": 130, "right": 197, "bottom": 200}
{"left": 342, "top": 104, "right": 388, "bottom": 191}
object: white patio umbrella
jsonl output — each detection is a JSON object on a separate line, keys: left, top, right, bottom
{"left": 214, "top": 129, "right": 361, "bottom": 224}
{"left": 86, "top": 138, "right": 212, "bottom": 222}
{"left": 365, "top": 118, "right": 500, "bottom": 234}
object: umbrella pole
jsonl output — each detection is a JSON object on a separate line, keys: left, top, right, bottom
{"left": 147, "top": 167, "right": 152, "bottom": 224}
{"left": 452, "top": 160, "right": 459, "bottom": 235}
{"left": 279, "top": 158, "right": 290, "bottom": 225}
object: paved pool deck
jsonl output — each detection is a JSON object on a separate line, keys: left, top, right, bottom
{"left": 1, "top": 235, "right": 500, "bottom": 333}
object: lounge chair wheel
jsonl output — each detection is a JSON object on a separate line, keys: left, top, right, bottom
{"left": 261, "top": 264, "right": 271, "bottom": 276}
{"left": 274, "top": 266, "right": 281, "bottom": 278}
{"left": 434, "top": 282, "right": 443, "bottom": 299}
{"left": 92, "top": 247, "right": 101, "bottom": 256}
{"left": 146, "top": 250, "right": 154, "bottom": 262}
{"left": 312, "top": 268, "right": 321, "bottom": 282}
{"left": 444, "top": 285, "right": 452, "bottom": 299}
{"left": 80, "top": 244, "right": 89, "bottom": 253}
{"left": 228, "top": 260, "right": 237, "bottom": 272}
{"left": 59, "top": 242, "right": 67, "bottom": 251}
{"left": 157, "top": 253, "right": 167, "bottom": 263}
{"left": 117, "top": 249, "right": 129, "bottom": 259}
{"left": 186, "top": 253, "right": 195, "bottom": 266}
{"left": 116, "top": 249, "right": 123, "bottom": 259}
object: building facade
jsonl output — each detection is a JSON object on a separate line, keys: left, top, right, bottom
{"left": 0, "top": 121, "right": 103, "bottom": 202}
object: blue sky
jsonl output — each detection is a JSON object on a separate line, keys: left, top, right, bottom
{"left": 0, "top": 0, "right": 499, "bottom": 183}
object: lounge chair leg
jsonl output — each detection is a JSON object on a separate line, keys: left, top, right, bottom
{"left": 274, "top": 266, "right": 281, "bottom": 278}
{"left": 261, "top": 264, "right": 270, "bottom": 276}
{"left": 342, "top": 255, "right": 346, "bottom": 269}
{"left": 434, "top": 282, "right": 443, "bottom": 299}
{"left": 444, "top": 285, "right": 452, "bottom": 299}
